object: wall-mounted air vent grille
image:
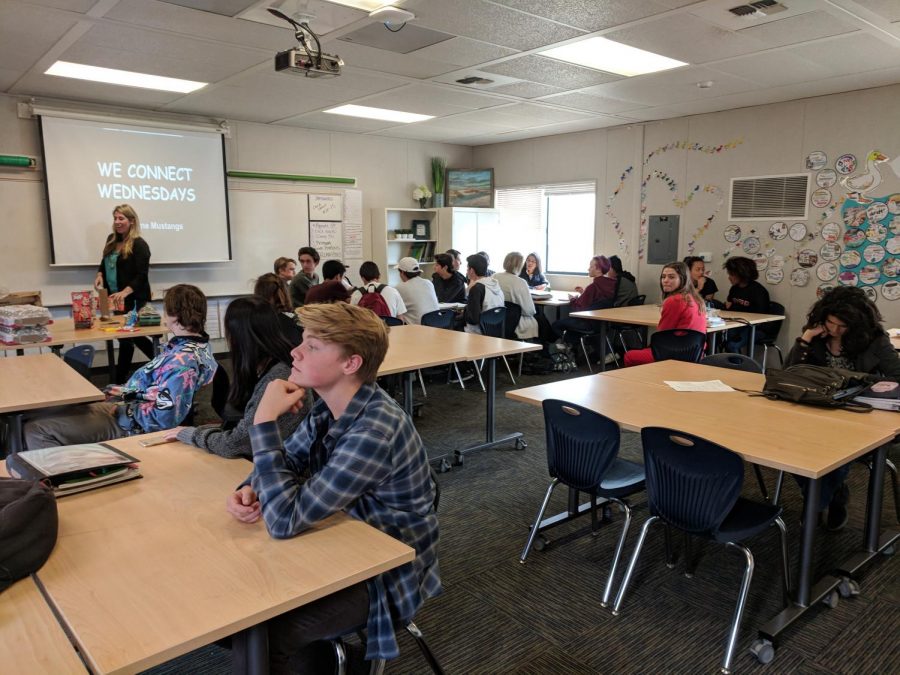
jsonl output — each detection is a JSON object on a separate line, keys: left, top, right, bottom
{"left": 729, "top": 173, "right": 809, "bottom": 220}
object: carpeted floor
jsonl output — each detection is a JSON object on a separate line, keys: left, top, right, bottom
{"left": 144, "top": 360, "right": 899, "bottom": 674}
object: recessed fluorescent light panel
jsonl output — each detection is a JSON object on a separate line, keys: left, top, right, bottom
{"left": 323, "top": 104, "right": 433, "bottom": 123}
{"left": 44, "top": 61, "right": 207, "bottom": 93}
{"left": 540, "top": 37, "right": 687, "bottom": 77}
{"left": 325, "top": 0, "right": 398, "bottom": 10}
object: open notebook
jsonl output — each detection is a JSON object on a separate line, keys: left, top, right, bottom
{"left": 6, "top": 443, "right": 142, "bottom": 497}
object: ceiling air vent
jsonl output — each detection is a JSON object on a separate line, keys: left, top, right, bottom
{"left": 729, "top": 173, "right": 809, "bottom": 220}
{"left": 729, "top": 0, "right": 788, "bottom": 18}
{"left": 456, "top": 76, "right": 494, "bottom": 85}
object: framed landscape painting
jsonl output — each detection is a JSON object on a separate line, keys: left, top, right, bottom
{"left": 446, "top": 168, "right": 494, "bottom": 208}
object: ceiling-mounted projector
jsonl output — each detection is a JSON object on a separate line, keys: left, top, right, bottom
{"left": 274, "top": 48, "right": 343, "bottom": 78}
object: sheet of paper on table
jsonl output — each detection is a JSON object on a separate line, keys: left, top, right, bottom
{"left": 664, "top": 380, "right": 735, "bottom": 392}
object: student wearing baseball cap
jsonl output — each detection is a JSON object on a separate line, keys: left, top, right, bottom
{"left": 395, "top": 256, "right": 439, "bottom": 324}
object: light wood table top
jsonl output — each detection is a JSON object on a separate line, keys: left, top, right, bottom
{"left": 569, "top": 303, "right": 784, "bottom": 333}
{"left": 532, "top": 290, "right": 571, "bottom": 307}
{"left": 0, "top": 353, "right": 104, "bottom": 414}
{"left": 1, "top": 576, "right": 86, "bottom": 674}
{"left": 32, "top": 436, "right": 415, "bottom": 675}
{"left": 506, "top": 362, "right": 899, "bottom": 478}
{"left": 43, "top": 317, "right": 169, "bottom": 348}
{"left": 378, "top": 324, "right": 541, "bottom": 376}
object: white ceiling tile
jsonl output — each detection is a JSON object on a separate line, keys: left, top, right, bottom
{"left": 318, "top": 41, "right": 457, "bottom": 79}
{"left": 581, "top": 66, "right": 759, "bottom": 106}
{"left": 277, "top": 111, "right": 399, "bottom": 133}
{"left": 788, "top": 34, "right": 900, "bottom": 75}
{"left": 411, "top": 36, "right": 518, "bottom": 68}
{"left": 539, "top": 91, "right": 647, "bottom": 114}
{"left": 605, "top": 13, "right": 773, "bottom": 64}
{"left": 739, "top": 10, "right": 858, "bottom": 47}
{"left": 361, "top": 84, "right": 507, "bottom": 113}
{"left": 27, "top": 0, "right": 98, "bottom": 12}
{"left": 164, "top": 82, "right": 339, "bottom": 121}
{"left": 851, "top": 0, "right": 900, "bottom": 22}
{"left": 487, "top": 82, "right": 565, "bottom": 98}
{"left": 400, "top": 0, "right": 585, "bottom": 50}
{"left": 0, "top": 66, "right": 22, "bottom": 91}
{"left": 482, "top": 55, "right": 622, "bottom": 88}
{"left": 488, "top": 0, "right": 676, "bottom": 32}
{"left": 0, "top": 2, "right": 80, "bottom": 73}
{"left": 708, "top": 52, "right": 831, "bottom": 88}
{"left": 158, "top": 0, "right": 259, "bottom": 16}
{"left": 106, "top": 0, "right": 295, "bottom": 51}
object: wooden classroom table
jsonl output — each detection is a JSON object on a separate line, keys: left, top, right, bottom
{"left": 380, "top": 324, "right": 541, "bottom": 468}
{"left": 0, "top": 353, "right": 104, "bottom": 454}
{"left": 0, "top": 576, "right": 87, "bottom": 674}
{"left": 506, "top": 361, "right": 899, "bottom": 665}
{"left": 569, "top": 304, "right": 785, "bottom": 370}
{"left": 23, "top": 436, "right": 414, "bottom": 675}
{"left": 531, "top": 290, "right": 570, "bottom": 307}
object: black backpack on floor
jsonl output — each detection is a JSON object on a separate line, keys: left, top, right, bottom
{"left": 0, "top": 478, "right": 58, "bottom": 592}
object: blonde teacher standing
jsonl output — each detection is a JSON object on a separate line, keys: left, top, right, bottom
{"left": 94, "top": 203, "right": 154, "bottom": 383}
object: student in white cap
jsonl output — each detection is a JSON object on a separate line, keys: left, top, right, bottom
{"left": 395, "top": 256, "right": 439, "bottom": 325}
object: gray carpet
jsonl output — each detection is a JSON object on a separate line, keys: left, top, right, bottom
{"left": 144, "top": 361, "right": 899, "bottom": 674}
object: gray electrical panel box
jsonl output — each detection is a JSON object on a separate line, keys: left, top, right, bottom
{"left": 648, "top": 215, "right": 680, "bottom": 264}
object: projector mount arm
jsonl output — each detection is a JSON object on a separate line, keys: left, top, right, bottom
{"left": 268, "top": 7, "right": 323, "bottom": 68}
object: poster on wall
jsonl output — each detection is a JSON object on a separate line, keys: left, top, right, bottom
{"left": 309, "top": 220, "right": 343, "bottom": 261}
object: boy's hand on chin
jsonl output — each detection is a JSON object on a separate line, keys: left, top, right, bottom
{"left": 254, "top": 380, "right": 306, "bottom": 425}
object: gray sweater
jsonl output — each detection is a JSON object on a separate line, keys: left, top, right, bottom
{"left": 176, "top": 362, "right": 306, "bottom": 459}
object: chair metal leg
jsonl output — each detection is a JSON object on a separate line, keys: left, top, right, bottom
{"left": 664, "top": 523, "right": 676, "bottom": 568}
{"left": 721, "top": 542, "right": 755, "bottom": 674}
{"left": 772, "top": 470, "right": 785, "bottom": 506}
{"left": 761, "top": 344, "right": 768, "bottom": 373}
{"left": 417, "top": 370, "right": 427, "bottom": 397}
{"left": 452, "top": 363, "right": 466, "bottom": 390}
{"left": 501, "top": 355, "right": 516, "bottom": 385}
{"left": 773, "top": 516, "right": 792, "bottom": 599}
{"left": 369, "top": 658, "right": 386, "bottom": 675}
{"left": 887, "top": 458, "right": 900, "bottom": 524}
{"left": 773, "top": 344, "right": 783, "bottom": 368}
{"left": 601, "top": 498, "right": 633, "bottom": 607}
{"left": 520, "top": 478, "right": 559, "bottom": 563}
{"left": 405, "top": 622, "right": 445, "bottom": 675}
{"left": 612, "top": 515, "right": 659, "bottom": 615}
{"left": 683, "top": 532, "right": 696, "bottom": 578}
{"left": 518, "top": 352, "right": 524, "bottom": 378}
{"left": 579, "top": 336, "right": 594, "bottom": 374}
{"left": 473, "top": 360, "right": 485, "bottom": 392}
{"left": 333, "top": 639, "right": 348, "bottom": 675}
{"left": 753, "top": 464, "right": 769, "bottom": 500}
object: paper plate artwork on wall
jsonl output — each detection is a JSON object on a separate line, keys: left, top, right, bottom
{"left": 862, "top": 286, "right": 878, "bottom": 302}
{"left": 790, "top": 268, "right": 810, "bottom": 286}
{"left": 866, "top": 202, "right": 888, "bottom": 223}
{"left": 769, "top": 254, "right": 785, "bottom": 269}
{"left": 838, "top": 270, "right": 858, "bottom": 286}
{"left": 806, "top": 151, "right": 827, "bottom": 170}
{"left": 752, "top": 252, "right": 768, "bottom": 270}
{"left": 810, "top": 189, "right": 832, "bottom": 208}
{"left": 820, "top": 222, "right": 841, "bottom": 242}
{"left": 843, "top": 227, "right": 865, "bottom": 248}
{"left": 863, "top": 244, "right": 885, "bottom": 264}
{"left": 858, "top": 265, "right": 881, "bottom": 285}
{"left": 816, "top": 169, "right": 837, "bottom": 188}
{"left": 789, "top": 222, "right": 807, "bottom": 241}
{"left": 840, "top": 249, "right": 861, "bottom": 268}
{"left": 886, "top": 237, "right": 900, "bottom": 255}
{"left": 743, "top": 237, "right": 761, "bottom": 254}
{"left": 765, "top": 268, "right": 784, "bottom": 284}
{"left": 884, "top": 257, "right": 900, "bottom": 277}
{"left": 724, "top": 225, "right": 741, "bottom": 242}
{"left": 769, "top": 221, "right": 787, "bottom": 240}
{"left": 866, "top": 223, "right": 887, "bottom": 243}
{"left": 843, "top": 207, "right": 866, "bottom": 227}
{"left": 888, "top": 194, "right": 900, "bottom": 215}
{"left": 797, "top": 249, "right": 818, "bottom": 267}
{"left": 883, "top": 280, "right": 900, "bottom": 300}
{"left": 819, "top": 242, "right": 841, "bottom": 261}
{"left": 835, "top": 154, "right": 857, "bottom": 175}
{"left": 817, "top": 284, "right": 835, "bottom": 299}
{"left": 816, "top": 262, "right": 837, "bottom": 281}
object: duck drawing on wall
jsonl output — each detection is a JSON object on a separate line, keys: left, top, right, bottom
{"left": 841, "top": 150, "right": 889, "bottom": 203}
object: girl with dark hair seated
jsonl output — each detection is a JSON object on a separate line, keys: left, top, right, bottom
{"left": 785, "top": 286, "right": 900, "bottom": 530}
{"left": 723, "top": 256, "right": 769, "bottom": 352}
{"left": 609, "top": 255, "right": 638, "bottom": 307}
{"left": 254, "top": 273, "right": 303, "bottom": 346}
{"left": 520, "top": 252, "right": 549, "bottom": 290}
{"left": 165, "top": 296, "right": 306, "bottom": 459}
{"left": 683, "top": 255, "right": 719, "bottom": 301}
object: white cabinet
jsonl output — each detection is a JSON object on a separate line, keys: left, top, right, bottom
{"left": 373, "top": 208, "right": 440, "bottom": 286}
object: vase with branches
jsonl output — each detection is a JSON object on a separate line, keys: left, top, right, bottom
{"left": 431, "top": 157, "right": 446, "bottom": 207}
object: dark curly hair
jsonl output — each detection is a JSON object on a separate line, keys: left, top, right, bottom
{"left": 723, "top": 256, "right": 758, "bottom": 283}
{"left": 805, "top": 286, "right": 886, "bottom": 357}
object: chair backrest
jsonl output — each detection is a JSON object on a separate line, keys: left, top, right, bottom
{"left": 479, "top": 306, "right": 506, "bottom": 338}
{"left": 421, "top": 309, "right": 454, "bottom": 330}
{"left": 640, "top": 427, "right": 744, "bottom": 536}
{"left": 503, "top": 301, "right": 522, "bottom": 340}
{"left": 699, "top": 353, "right": 762, "bottom": 373}
{"left": 650, "top": 329, "right": 706, "bottom": 363}
{"left": 628, "top": 294, "right": 646, "bottom": 307}
{"left": 382, "top": 316, "right": 404, "bottom": 327}
{"left": 62, "top": 345, "right": 95, "bottom": 379}
{"left": 542, "top": 399, "right": 621, "bottom": 491}
{"left": 757, "top": 301, "right": 785, "bottom": 343}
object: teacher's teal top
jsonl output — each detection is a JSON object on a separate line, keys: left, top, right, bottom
{"left": 103, "top": 252, "right": 120, "bottom": 293}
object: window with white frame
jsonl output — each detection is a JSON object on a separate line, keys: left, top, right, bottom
{"left": 494, "top": 181, "right": 595, "bottom": 275}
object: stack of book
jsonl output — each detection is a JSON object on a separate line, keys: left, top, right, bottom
{"left": 853, "top": 381, "right": 900, "bottom": 411}
{"left": 138, "top": 304, "right": 162, "bottom": 327}
{"left": 6, "top": 443, "right": 142, "bottom": 496}
{"left": 0, "top": 304, "right": 52, "bottom": 345}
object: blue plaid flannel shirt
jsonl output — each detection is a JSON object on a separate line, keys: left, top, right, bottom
{"left": 248, "top": 382, "right": 441, "bottom": 660}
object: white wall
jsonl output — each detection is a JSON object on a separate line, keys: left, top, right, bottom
{"left": 0, "top": 93, "right": 471, "bottom": 306}
{"left": 474, "top": 84, "right": 900, "bottom": 350}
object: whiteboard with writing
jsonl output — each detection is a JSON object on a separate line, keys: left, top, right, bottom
{"left": 310, "top": 221, "right": 343, "bottom": 262}
{"left": 309, "top": 194, "right": 342, "bottom": 221}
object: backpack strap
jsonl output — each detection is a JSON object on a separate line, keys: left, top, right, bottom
{"left": 375, "top": 284, "right": 386, "bottom": 294}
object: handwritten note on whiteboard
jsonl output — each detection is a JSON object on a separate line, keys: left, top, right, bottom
{"left": 310, "top": 221, "right": 343, "bottom": 261}
{"left": 309, "top": 194, "right": 342, "bottom": 221}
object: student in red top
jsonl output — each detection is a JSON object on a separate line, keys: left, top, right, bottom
{"left": 624, "top": 261, "right": 707, "bottom": 367}
{"left": 551, "top": 255, "right": 617, "bottom": 348}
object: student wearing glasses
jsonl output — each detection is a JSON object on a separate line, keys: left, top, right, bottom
{"left": 785, "top": 286, "right": 900, "bottom": 530}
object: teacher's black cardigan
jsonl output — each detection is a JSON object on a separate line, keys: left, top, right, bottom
{"left": 97, "top": 236, "right": 152, "bottom": 312}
